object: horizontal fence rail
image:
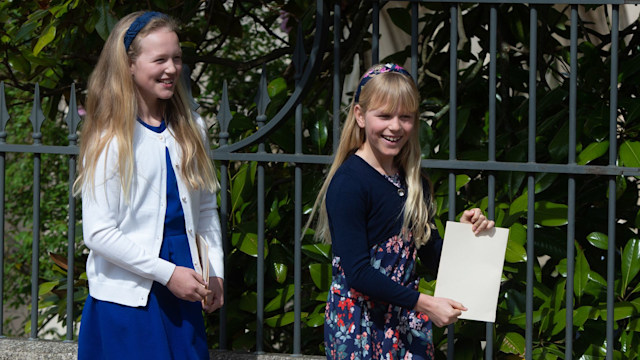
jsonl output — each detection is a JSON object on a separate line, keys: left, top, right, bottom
{"left": 0, "top": 1, "right": 639, "bottom": 359}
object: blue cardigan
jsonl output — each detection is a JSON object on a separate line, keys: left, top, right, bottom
{"left": 326, "top": 154, "right": 443, "bottom": 310}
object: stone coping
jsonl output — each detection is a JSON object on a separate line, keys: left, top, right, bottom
{"left": 0, "top": 337, "right": 325, "bottom": 360}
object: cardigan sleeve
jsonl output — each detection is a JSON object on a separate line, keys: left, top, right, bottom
{"left": 327, "top": 171, "right": 421, "bottom": 310}
{"left": 81, "top": 140, "right": 176, "bottom": 285}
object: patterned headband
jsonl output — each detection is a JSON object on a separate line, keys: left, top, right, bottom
{"left": 123, "top": 11, "right": 167, "bottom": 51}
{"left": 354, "top": 63, "right": 411, "bottom": 103}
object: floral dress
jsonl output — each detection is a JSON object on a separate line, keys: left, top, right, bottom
{"left": 324, "top": 231, "right": 434, "bottom": 360}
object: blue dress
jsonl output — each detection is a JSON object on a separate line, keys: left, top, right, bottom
{"left": 323, "top": 155, "right": 442, "bottom": 360}
{"left": 78, "top": 120, "right": 209, "bottom": 360}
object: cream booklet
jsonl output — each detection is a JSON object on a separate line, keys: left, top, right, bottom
{"left": 433, "top": 221, "right": 509, "bottom": 323}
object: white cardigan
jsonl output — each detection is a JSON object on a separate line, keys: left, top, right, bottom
{"left": 82, "top": 118, "right": 224, "bottom": 307}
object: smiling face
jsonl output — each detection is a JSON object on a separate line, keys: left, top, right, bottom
{"left": 130, "top": 28, "right": 182, "bottom": 114}
{"left": 355, "top": 103, "right": 416, "bottom": 174}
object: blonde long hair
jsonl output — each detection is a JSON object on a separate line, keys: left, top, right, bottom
{"left": 307, "top": 65, "right": 435, "bottom": 247}
{"left": 74, "top": 11, "right": 218, "bottom": 197}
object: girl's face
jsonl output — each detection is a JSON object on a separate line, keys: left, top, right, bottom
{"left": 130, "top": 28, "right": 182, "bottom": 109}
{"left": 355, "top": 103, "right": 415, "bottom": 169}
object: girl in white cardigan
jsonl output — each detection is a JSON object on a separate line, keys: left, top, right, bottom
{"left": 74, "top": 11, "right": 223, "bottom": 359}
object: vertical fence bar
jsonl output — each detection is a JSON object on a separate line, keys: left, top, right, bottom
{"left": 65, "top": 84, "right": 81, "bottom": 341}
{"left": 565, "top": 5, "right": 578, "bottom": 358}
{"left": 411, "top": 1, "right": 419, "bottom": 80}
{"left": 293, "top": 26, "right": 307, "bottom": 355}
{"left": 217, "top": 80, "right": 232, "bottom": 350}
{"left": 526, "top": 6, "right": 538, "bottom": 360}
{"left": 447, "top": 4, "right": 458, "bottom": 359}
{"left": 372, "top": 1, "right": 380, "bottom": 64}
{"left": 29, "top": 84, "right": 45, "bottom": 339}
{"left": 486, "top": 5, "right": 498, "bottom": 358}
{"left": 0, "top": 82, "right": 8, "bottom": 338}
{"left": 333, "top": 2, "right": 341, "bottom": 152}
{"left": 255, "top": 69, "right": 270, "bottom": 353}
{"left": 607, "top": 6, "right": 619, "bottom": 359}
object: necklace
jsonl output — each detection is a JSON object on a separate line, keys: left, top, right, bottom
{"left": 383, "top": 173, "right": 406, "bottom": 197}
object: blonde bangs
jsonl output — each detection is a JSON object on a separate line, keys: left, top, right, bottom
{"left": 362, "top": 73, "right": 419, "bottom": 115}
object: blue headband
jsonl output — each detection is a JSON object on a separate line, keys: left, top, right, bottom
{"left": 123, "top": 11, "right": 167, "bottom": 51}
{"left": 354, "top": 63, "right": 412, "bottom": 103}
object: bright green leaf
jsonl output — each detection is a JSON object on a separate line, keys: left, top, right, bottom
{"left": 600, "top": 301, "right": 638, "bottom": 321}
{"left": 621, "top": 238, "right": 640, "bottom": 297}
{"left": 265, "top": 311, "right": 307, "bottom": 327}
{"left": 505, "top": 235, "right": 527, "bottom": 263}
{"left": 267, "top": 77, "right": 287, "bottom": 98}
{"left": 620, "top": 140, "right": 640, "bottom": 167}
{"left": 455, "top": 174, "right": 471, "bottom": 191}
{"left": 574, "top": 248, "right": 590, "bottom": 298}
{"left": 509, "top": 193, "right": 528, "bottom": 218}
{"left": 500, "top": 331, "right": 525, "bottom": 354}
{"left": 305, "top": 313, "right": 325, "bottom": 327}
{"left": 586, "top": 232, "right": 608, "bottom": 250}
{"left": 302, "top": 243, "right": 332, "bottom": 262}
{"left": 418, "top": 279, "right": 435, "bottom": 296}
{"left": 309, "top": 263, "right": 331, "bottom": 291}
{"left": 577, "top": 141, "right": 609, "bottom": 165}
{"left": 264, "top": 285, "right": 294, "bottom": 312}
{"left": 535, "top": 201, "right": 568, "bottom": 226}
{"left": 272, "top": 262, "right": 288, "bottom": 284}
{"left": 38, "top": 280, "right": 59, "bottom": 296}
{"left": 33, "top": 25, "right": 56, "bottom": 56}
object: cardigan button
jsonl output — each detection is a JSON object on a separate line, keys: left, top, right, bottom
{"left": 181, "top": 197, "right": 187, "bottom": 203}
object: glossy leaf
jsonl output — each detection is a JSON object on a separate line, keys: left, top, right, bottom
{"left": 505, "top": 223, "right": 527, "bottom": 263}
{"left": 265, "top": 311, "right": 307, "bottom": 327}
{"left": 586, "top": 232, "right": 608, "bottom": 250}
{"left": 500, "top": 331, "right": 525, "bottom": 354}
{"left": 599, "top": 301, "right": 639, "bottom": 321}
{"left": 33, "top": 25, "right": 56, "bottom": 56}
{"left": 301, "top": 243, "right": 332, "bottom": 262}
{"left": 577, "top": 141, "right": 609, "bottom": 165}
{"left": 535, "top": 201, "right": 568, "bottom": 226}
{"left": 309, "top": 263, "right": 331, "bottom": 291}
{"left": 264, "top": 285, "right": 294, "bottom": 312}
{"left": 620, "top": 140, "right": 640, "bottom": 168}
{"left": 574, "top": 247, "right": 590, "bottom": 298}
{"left": 621, "top": 238, "right": 640, "bottom": 297}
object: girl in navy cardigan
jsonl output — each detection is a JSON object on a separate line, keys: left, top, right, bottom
{"left": 308, "top": 64, "right": 494, "bottom": 359}
{"left": 75, "top": 11, "right": 223, "bottom": 359}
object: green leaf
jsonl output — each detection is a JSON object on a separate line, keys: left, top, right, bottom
{"left": 230, "top": 229, "right": 268, "bottom": 258}
{"left": 574, "top": 247, "right": 590, "bottom": 298}
{"left": 95, "top": 0, "right": 117, "bottom": 40}
{"left": 586, "top": 232, "right": 608, "bottom": 250}
{"left": 508, "top": 193, "right": 528, "bottom": 217}
{"left": 301, "top": 243, "right": 332, "bottom": 262}
{"left": 418, "top": 278, "right": 435, "bottom": 296}
{"left": 620, "top": 140, "right": 640, "bottom": 167}
{"left": 551, "top": 308, "right": 566, "bottom": 335}
{"left": 272, "top": 262, "right": 288, "bottom": 284}
{"left": 264, "top": 285, "right": 294, "bottom": 312}
{"left": 265, "top": 311, "right": 307, "bottom": 327}
{"left": 577, "top": 141, "right": 609, "bottom": 165}
{"left": 600, "top": 301, "right": 639, "bottom": 321}
{"left": 309, "top": 263, "right": 331, "bottom": 291}
{"left": 455, "top": 174, "right": 471, "bottom": 191}
{"left": 238, "top": 291, "right": 257, "bottom": 313}
{"left": 231, "top": 163, "right": 250, "bottom": 213}
{"left": 621, "top": 238, "right": 640, "bottom": 297}
{"left": 267, "top": 77, "right": 287, "bottom": 98}
{"left": 305, "top": 313, "right": 325, "bottom": 327}
{"left": 33, "top": 25, "right": 56, "bottom": 56}
{"left": 500, "top": 331, "right": 525, "bottom": 354}
{"left": 38, "top": 280, "right": 59, "bottom": 296}
{"left": 505, "top": 234, "right": 527, "bottom": 263}
{"left": 573, "top": 306, "right": 598, "bottom": 328}
{"left": 535, "top": 201, "right": 568, "bottom": 226}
